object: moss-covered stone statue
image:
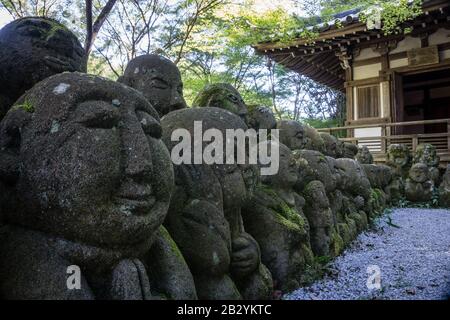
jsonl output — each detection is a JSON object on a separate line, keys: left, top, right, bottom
{"left": 386, "top": 144, "right": 412, "bottom": 179}
{"left": 356, "top": 145, "right": 373, "bottom": 164}
{"left": 341, "top": 142, "right": 358, "bottom": 159}
{"left": 118, "top": 54, "right": 187, "bottom": 117}
{"left": 247, "top": 105, "right": 276, "bottom": 131}
{"left": 0, "top": 73, "right": 197, "bottom": 299}
{"left": 0, "top": 17, "right": 85, "bottom": 120}
{"left": 335, "top": 158, "right": 371, "bottom": 239}
{"left": 413, "top": 144, "right": 440, "bottom": 185}
{"left": 192, "top": 83, "right": 248, "bottom": 124}
{"left": 292, "top": 150, "right": 337, "bottom": 194}
{"left": 362, "top": 164, "right": 392, "bottom": 213}
{"left": 404, "top": 163, "right": 434, "bottom": 202}
{"left": 277, "top": 120, "right": 306, "bottom": 151}
{"left": 302, "top": 181, "right": 334, "bottom": 257}
{"left": 161, "top": 107, "right": 273, "bottom": 300}
{"left": 385, "top": 144, "right": 412, "bottom": 202}
{"left": 242, "top": 142, "right": 312, "bottom": 292}
{"left": 438, "top": 165, "right": 450, "bottom": 208}
{"left": 304, "top": 125, "right": 325, "bottom": 153}
{"left": 320, "top": 132, "right": 343, "bottom": 158}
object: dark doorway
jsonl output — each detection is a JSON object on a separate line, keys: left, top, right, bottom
{"left": 401, "top": 68, "right": 450, "bottom": 135}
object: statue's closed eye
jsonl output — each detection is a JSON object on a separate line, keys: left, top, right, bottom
{"left": 150, "top": 78, "right": 169, "bottom": 90}
{"left": 75, "top": 101, "right": 120, "bottom": 129}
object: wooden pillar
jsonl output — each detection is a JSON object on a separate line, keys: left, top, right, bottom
{"left": 345, "top": 67, "right": 353, "bottom": 138}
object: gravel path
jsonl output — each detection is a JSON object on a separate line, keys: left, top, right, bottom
{"left": 285, "top": 208, "right": 450, "bottom": 300}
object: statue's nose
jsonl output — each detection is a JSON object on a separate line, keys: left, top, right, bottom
{"left": 122, "top": 119, "right": 153, "bottom": 180}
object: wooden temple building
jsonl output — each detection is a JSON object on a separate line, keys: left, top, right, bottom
{"left": 254, "top": 0, "right": 450, "bottom": 165}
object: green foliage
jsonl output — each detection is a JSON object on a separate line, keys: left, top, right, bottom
{"left": 12, "top": 99, "right": 34, "bottom": 113}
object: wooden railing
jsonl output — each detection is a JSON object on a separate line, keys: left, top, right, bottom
{"left": 317, "top": 119, "right": 450, "bottom": 159}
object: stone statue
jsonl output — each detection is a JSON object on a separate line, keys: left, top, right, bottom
{"left": 292, "top": 150, "right": 337, "bottom": 194}
{"left": 386, "top": 144, "right": 412, "bottom": 179}
{"left": 320, "top": 132, "right": 342, "bottom": 158}
{"left": 192, "top": 83, "right": 248, "bottom": 124}
{"left": 277, "top": 120, "right": 306, "bottom": 151}
{"left": 0, "top": 17, "right": 85, "bottom": 120}
{"left": 161, "top": 107, "right": 272, "bottom": 300}
{"left": 341, "top": 142, "right": 358, "bottom": 159}
{"left": 356, "top": 145, "right": 373, "bottom": 164}
{"left": 247, "top": 105, "right": 277, "bottom": 131}
{"left": 0, "top": 72, "right": 196, "bottom": 300}
{"left": 335, "top": 158, "right": 371, "bottom": 239}
{"left": 438, "top": 165, "right": 450, "bottom": 208}
{"left": 405, "top": 163, "right": 434, "bottom": 202}
{"left": 304, "top": 125, "right": 325, "bottom": 153}
{"left": 385, "top": 144, "right": 412, "bottom": 202}
{"left": 413, "top": 144, "right": 440, "bottom": 185}
{"left": 362, "top": 164, "right": 392, "bottom": 214}
{"left": 242, "top": 142, "right": 312, "bottom": 292}
{"left": 118, "top": 54, "right": 187, "bottom": 117}
{"left": 302, "top": 180, "right": 333, "bottom": 257}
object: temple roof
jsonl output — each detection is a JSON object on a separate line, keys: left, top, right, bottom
{"left": 253, "top": 0, "right": 450, "bottom": 91}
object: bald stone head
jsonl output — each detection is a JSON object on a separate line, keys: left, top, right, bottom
{"left": 119, "top": 54, "right": 187, "bottom": 117}
{"left": 193, "top": 83, "right": 248, "bottom": 124}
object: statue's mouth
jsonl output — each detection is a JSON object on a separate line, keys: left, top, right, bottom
{"left": 115, "top": 181, "right": 156, "bottom": 216}
{"left": 44, "top": 55, "right": 77, "bottom": 72}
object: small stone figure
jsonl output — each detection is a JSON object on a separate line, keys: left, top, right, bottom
{"left": 292, "top": 150, "right": 337, "bottom": 194}
{"left": 356, "top": 145, "right": 373, "bottom": 164}
{"left": 304, "top": 125, "right": 325, "bottom": 153}
{"left": 247, "top": 105, "right": 276, "bottom": 131}
{"left": 192, "top": 83, "right": 248, "bottom": 124}
{"left": 118, "top": 54, "right": 187, "bottom": 117}
{"left": 438, "top": 165, "right": 450, "bottom": 208}
{"left": 0, "top": 73, "right": 195, "bottom": 299}
{"left": 385, "top": 144, "right": 412, "bottom": 202}
{"left": 413, "top": 144, "right": 440, "bottom": 185}
{"left": 242, "top": 142, "right": 312, "bottom": 292}
{"left": 0, "top": 17, "right": 85, "bottom": 119}
{"left": 161, "top": 107, "right": 272, "bottom": 300}
{"left": 303, "top": 180, "right": 333, "bottom": 257}
{"left": 320, "top": 132, "right": 342, "bottom": 158}
{"left": 341, "top": 142, "right": 358, "bottom": 159}
{"left": 405, "top": 163, "right": 434, "bottom": 202}
{"left": 277, "top": 120, "right": 306, "bottom": 151}
{"left": 386, "top": 144, "right": 412, "bottom": 179}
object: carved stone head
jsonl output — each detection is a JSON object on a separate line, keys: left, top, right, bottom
{"left": 292, "top": 150, "right": 336, "bottom": 193}
{"left": 193, "top": 83, "right": 248, "bottom": 124}
{"left": 409, "top": 163, "right": 430, "bottom": 184}
{"left": 387, "top": 144, "right": 411, "bottom": 169}
{"left": 320, "top": 132, "right": 342, "bottom": 158}
{"left": 356, "top": 145, "right": 373, "bottom": 164}
{"left": 277, "top": 120, "right": 306, "bottom": 151}
{"left": 0, "top": 72, "right": 174, "bottom": 248}
{"left": 342, "top": 142, "right": 358, "bottom": 159}
{"left": 247, "top": 105, "right": 276, "bottom": 131}
{"left": 320, "top": 132, "right": 341, "bottom": 158}
{"left": 260, "top": 142, "right": 298, "bottom": 189}
{"left": 119, "top": 54, "right": 187, "bottom": 117}
{"left": 413, "top": 143, "right": 439, "bottom": 168}
{"left": 336, "top": 158, "right": 371, "bottom": 199}
{"left": 304, "top": 125, "right": 325, "bottom": 153}
{"left": 0, "top": 17, "right": 85, "bottom": 119}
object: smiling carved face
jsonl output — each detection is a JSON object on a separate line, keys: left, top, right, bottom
{"left": 0, "top": 72, "right": 174, "bottom": 247}
{"left": 0, "top": 17, "right": 85, "bottom": 119}
{"left": 119, "top": 54, "right": 187, "bottom": 117}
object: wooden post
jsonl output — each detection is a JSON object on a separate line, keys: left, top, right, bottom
{"left": 381, "top": 124, "right": 387, "bottom": 153}
{"left": 412, "top": 136, "right": 419, "bottom": 152}
{"left": 447, "top": 120, "right": 450, "bottom": 151}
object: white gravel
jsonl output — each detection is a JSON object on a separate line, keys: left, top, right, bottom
{"left": 285, "top": 208, "right": 450, "bottom": 300}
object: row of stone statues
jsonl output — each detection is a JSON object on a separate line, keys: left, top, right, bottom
{"left": 0, "top": 17, "right": 448, "bottom": 300}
